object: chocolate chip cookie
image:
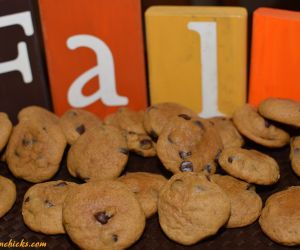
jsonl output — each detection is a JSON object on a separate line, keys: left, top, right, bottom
{"left": 158, "top": 172, "right": 230, "bottom": 245}
{"left": 105, "top": 108, "right": 156, "bottom": 157}
{"left": 60, "top": 109, "right": 102, "bottom": 145}
{"left": 211, "top": 174, "right": 262, "bottom": 228}
{"left": 259, "top": 98, "right": 300, "bottom": 127}
{"left": 0, "top": 175, "right": 16, "bottom": 218}
{"left": 119, "top": 172, "right": 167, "bottom": 218}
{"left": 0, "top": 112, "right": 12, "bottom": 151}
{"left": 67, "top": 125, "right": 128, "bottom": 181}
{"left": 22, "top": 180, "right": 78, "bottom": 234}
{"left": 218, "top": 147, "right": 280, "bottom": 185}
{"left": 290, "top": 136, "right": 300, "bottom": 176}
{"left": 259, "top": 186, "right": 300, "bottom": 246}
{"left": 6, "top": 120, "right": 67, "bottom": 183}
{"left": 233, "top": 104, "right": 290, "bottom": 147}
{"left": 63, "top": 180, "right": 146, "bottom": 250}
{"left": 157, "top": 114, "right": 223, "bottom": 175}
{"left": 18, "top": 106, "right": 59, "bottom": 124}
{"left": 144, "top": 103, "right": 197, "bottom": 138}
{"left": 209, "top": 116, "right": 244, "bottom": 148}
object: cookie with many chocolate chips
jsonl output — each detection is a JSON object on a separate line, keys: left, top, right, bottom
{"left": 158, "top": 172, "right": 230, "bottom": 245}
{"left": 290, "top": 136, "right": 300, "bottom": 176}
{"left": 118, "top": 172, "right": 167, "bottom": 218}
{"left": 63, "top": 180, "right": 145, "bottom": 250}
{"left": 157, "top": 114, "right": 223, "bottom": 175}
{"left": 18, "top": 106, "right": 59, "bottom": 125}
{"left": 143, "top": 103, "right": 197, "bottom": 138}
{"left": 259, "top": 98, "right": 300, "bottom": 127}
{"left": 22, "top": 180, "right": 78, "bottom": 234}
{"left": 67, "top": 125, "right": 128, "bottom": 181}
{"left": 0, "top": 112, "right": 12, "bottom": 151}
{"left": 211, "top": 174, "right": 262, "bottom": 228}
{"left": 6, "top": 120, "right": 67, "bottom": 183}
{"left": 60, "top": 109, "right": 102, "bottom": 145}
{"left": 218, "top": 147, "right": 280, "bottom": 185}
{"left": 105, "top": 108, "right": 156, "bottom": 157}
{"left": 209, "top": 116, "right": 244, "bottom": 148}
{"left": 0, "top": 175, "right": 16, "bottom": 218}
{"left": 259, "top": 186, "right": 300, "bottom": 246}
{"left": 233, "top": 104, "right": 290, "bottom": 147}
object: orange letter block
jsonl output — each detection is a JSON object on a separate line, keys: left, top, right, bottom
{"left": 38, "top": 0, "right": 147, "bottom": 117}
{"left": 249, "top": 8, "right": 300, "bottom": 106}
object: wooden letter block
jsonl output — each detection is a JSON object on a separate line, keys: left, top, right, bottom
{"left": 0, "top": 0, "right": 51, "bottom": 123}
{"left": 38, "top": 0, "right": 147, "bottom": 117}
{"left": 146, "top": 7, "right": 247, "bottom": 117}
{"left": 249, "top": 8, "right": 300, "bottom": 106}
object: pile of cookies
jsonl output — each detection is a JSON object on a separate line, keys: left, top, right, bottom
{"left": 1, "top": 98, "right": 300, "bottom": 249}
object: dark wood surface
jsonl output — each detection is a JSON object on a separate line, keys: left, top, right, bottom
{"left": 0, "top": 139, "right": 300, "bottom": 250}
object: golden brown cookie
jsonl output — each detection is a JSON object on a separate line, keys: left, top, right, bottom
{"left": 209, "top": 116, "right": 244, "bottom": 148}
{"left": 18, "top": 106, "right": 59, "bottom": 124}
{"left": 118, "top": 172, "right": 167, "bottom": 218}
{"left": 63, "top": 180, "right": 146, "bottom": 250}
{"left": 218, "top": 147, "right": 280, "bottom": 185}
{"left": 0, "top": 112, "right": 12, "bottom": 151}
{"left": 259, "top": 186, "right": 300, "bottom": 246}
{"left": 67, "top": 125, "right": 128, "bottom": 181}
{"left": 0, "top": 175, "right": 16, "bottom": 218}
{"left": 233, "top": 104, "right": 290, "bottom": 148}
{"left": 157, "top": 114, "right": 223, "bottom": 175}
{"left": 211, "top": 174, "right": 262, "bottom": 228}
{"left": 158, "top": 172, "right": 230, "bottom": 245}
{"left": 259, "top": 98, "right": 300, "bottom": 127}
{"left": 143, "top": 103, "right": 197, "bottom": 138}
{"left": 105, "top": 108, "right": 156, "bottom": 157}
{"left": 60, "top": 109, "right": 102, "bottom": 145}
{"left": 6, "top": 120, "right": 66, "bottom": 183}
{"left": 290, "top": 136, "right": 300, "bottom": 176}
{"left": 22, "top": 180, "right": 78, "bottom": 234}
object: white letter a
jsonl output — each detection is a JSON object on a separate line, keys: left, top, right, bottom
{"left": 67, "top": 34, "right": 128, "bottom": 108}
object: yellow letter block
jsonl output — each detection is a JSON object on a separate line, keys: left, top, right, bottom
{"left": 145, "top": 7, "right": 247, "bottom": 117}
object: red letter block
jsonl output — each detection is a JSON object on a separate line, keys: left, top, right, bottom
{"left": 0, "top": 0, "right": 51, "bottom": 123}
{"left": 39, "top": 0, "right": 147, "bottom": 117}
{"left": 249, "top": 8, "right": 300, "bottom": 106}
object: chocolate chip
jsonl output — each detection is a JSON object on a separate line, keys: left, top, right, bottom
{"left": 45, "top": 200, "right": 54, "bottom": 208}
{"left": 204, "top": 164, "right": 212, "bottom": 173}
{"left": 94, "top": 211, "right": 113, "bottom": 225}
{"left": 69, "top": 110, "right": 78, "bottom": 116}
{"left": 195, "top": 185, "right": 205, "bottom": 192}
{"left": 179, "top": 161, "right": 193, "bottom": 172}
{"left": 22, "top": 138, "right": 36, "bottom": 147}
{"left": 140, "top": 139, "right": 153, "bottom": 150}
{"left": 228, "top": 156, "right": 234, "bottom": 163}
{"left": 179, "top": 151, "right": 192, "bottom": 159}
{"left": 25, "top": 197, "right": 30, "bottom": 202}
{"left": 76, "top": 124, "right": 86, "bottom": 135}
{"left": 119, "top": 148, "right": 129, "bottom": 155}
{"left": 206, "top": 175, "right": 211, "bottom": 182}
{"left": 194, "top": 120, "right": 205, "bottom": 130}
{"left": 294, "top": 148, "right": 300, "bottom": 153}
{"left": 150, "top": 130, "right": 158, "bottom": 138}
{"left": 214, "top": 149, "right": 222, "bottom": 162}
{"left": 54, "top": 182, "right": 68, "bottom": 187}
{"left": 178, "top": 114, "right": 191, "bottom": 120}
{"left": 112, "top": 234, "right": 118, "bottom": 242}
{"left": 264, "top": 120, "right": 271, "bottom": 128}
